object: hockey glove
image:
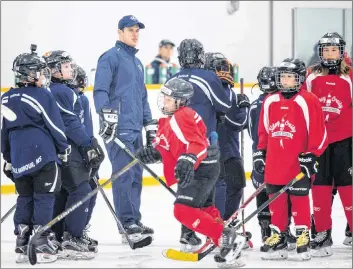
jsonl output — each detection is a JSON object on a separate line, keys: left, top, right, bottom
{"left": 253, "top": 150, "right": 266, "bottom": 175}
{"left": 144, "top": 119, "right": 158, "bottom": 147}
{"left": 99, "top": 108, "right": 118, "bottom": 144}
{"left": 215, "top": 59, "right": 235, "bottom": 87}
{"left": 236, "top": 93, "right": 250, "bottom": 109}
{"left": 58, "top": 145, "right": 71, "bottom": 166}
{"left": 299, "top": 153, "right": 318, "bottom": 178}
{"left": 175, "top": 154, "right": 197, "bottom": 188}
{"left": 136, "top": 147, "right": 162, "bottom": 164}
{"left": 3, "top": 162, "right": 14, "bottom": 182}
{"left": 216, "top": 112, "right": 226, "bottom": 125}
{"left": 80, "top": 137, "right": 105, "bottom": 169}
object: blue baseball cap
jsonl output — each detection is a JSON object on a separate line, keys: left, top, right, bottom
{"left": 118, "top": 15, "right": 145, "bottom": 30}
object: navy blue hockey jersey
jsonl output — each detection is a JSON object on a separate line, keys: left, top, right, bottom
{"left": 1, "top": 87, "right": 68, "bottom": 178}
{"left": 168, "top": 68, "right": 232, "bottom": 136}
{"left": 49, "top": 83, "right": 92, "bottom": 163}
{"left": 79, "top": 92, "right": 94, "bottom": 138}
{"left": 218, "top": 93, "right": 248, "bottom": 161}
{"left": 247, "top": 94, "right": 265, "bottom": 152}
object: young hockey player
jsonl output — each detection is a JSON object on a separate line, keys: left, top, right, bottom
{"left": 203, "top": 52, "right": 249, "bottom": 222}
{"left": 1, "top": 46, "right": 70, "bottom": 263}
{"left": 136, "top": 78, "right": 246, "bottom": 267}
{"left": 75, "top": 65, "right": 99, "bottom": 250}
{"left": 167, "top": 39, "right": 232, "bottom": 250}
{"left": 303, "top": 32, "right": 352, "bottom": 255}
{"left": 254, "top": 58, "right": 328, "bottom": 260}
{"left": 43, "top": 50, "right": 105, "bottom": 259}
{"left": 248, "top": 67, "right": 297, "bottom": 250}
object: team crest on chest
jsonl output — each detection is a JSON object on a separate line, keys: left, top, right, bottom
{"left": 154, "top": 134, "right": 170, "bottom": 150}
{"left": 269, "top": 117, "right": 296, "bottom": 148}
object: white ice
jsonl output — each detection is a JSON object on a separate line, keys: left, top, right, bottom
{"left": 1, "top": 184, "right": 352, "bottom": 268}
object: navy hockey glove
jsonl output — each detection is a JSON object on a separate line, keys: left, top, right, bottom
{"left": 80, "top": 137, "right": 105, "bottom": 169}
{"left": 175, "top": 154, "right": 197, "bottom": 188}
{"left": 58, "top": 145, "right": 71, "bottom": 166}
{"left": 3, "top": 162, "right": 14, "bottom": 182}
{"left": 136, "top": 147, "right": 162, "bottom": 164}
{"left": 236, "top": 93, "right": 250, "bottom": 109}
{"left": 99, "top": 108, "right": 118, "bottom": 144}
{"left": 253, "top": 150, "right": 266, "bottom": 175}
{"left": 299, "top": 153, "right": 318, "bottom": 178}
{"left": 144, "top": 119, "right": 158, "bottom": 147}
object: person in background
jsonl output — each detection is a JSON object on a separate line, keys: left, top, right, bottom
{"left": 150, "top": 39, "right": 176, "bottom": 84}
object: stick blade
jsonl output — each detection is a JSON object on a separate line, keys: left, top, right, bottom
{"left": 1, "top": 104, "right": 17, "bottom": 121}
{"left": 28, "top": 242, "right": 37, "bottom": 265}
{"left": 129, "top": 235, "right": 153, "bottom": 250}
{"left": 162, "top": 248, "right": 199, "bottom": 261}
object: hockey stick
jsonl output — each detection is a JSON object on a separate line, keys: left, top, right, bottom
{"left": 163, "top": 172, "right": 305, "bottom": 262}
{"left": 1, "top": 203, "right": 16, "bottom": 224}
{"left": 113, "top": 137, "right": 177, "bottom": 197}
{"left": 92, "top": 176, "right": 152, "bottom": 250}
{"left": 239, "top": 77, "right": 253, "bottom": 248}
{"left": 194, "top": 182, "right": 266, "bottom": 254}
{"left": 27, "top": 159, "right": 151, "bottom": 265}
{"left": 1, "top": 104, "right": 17, "bottom": 121}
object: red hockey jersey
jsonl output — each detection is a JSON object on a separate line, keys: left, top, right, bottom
{"left": 257, "top": 91, "right": 328, "bottom": 185}
{"left": 153, "top": 107, "right": 209, "bottom": 187}
{"left": 302, "top": 70, "right": 352, "bottom": 144}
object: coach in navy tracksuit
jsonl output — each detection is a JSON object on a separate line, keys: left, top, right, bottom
{"left": 93, "top": 15, "right": 156, "bottom": 239}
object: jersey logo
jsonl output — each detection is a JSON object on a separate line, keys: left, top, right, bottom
{"left": 319, "top": 93, "right": 342, "bottom": 121}
{"left": 154, "top": 134, "right": 170, "bottom": 150}
{"left": 268, "top": 117, "right": 296, "bottom": 148}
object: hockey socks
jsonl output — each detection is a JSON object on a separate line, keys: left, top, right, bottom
{"left": 312, "top": 186, "right": 332, "bottom": 232}
{"left": 14, "top": 196, "right": 33, "bottom": 234}
{"left": 289, "top": 195, "right": 311, "bottom": 229}
{"left": 337, "top": 185, "right": 352, "bottom": 232}
{"left": 174, "top": 203, "right": 224, "bottom": 246}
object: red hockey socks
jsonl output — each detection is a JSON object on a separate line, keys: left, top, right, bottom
{"left": 289, "top": 195, "right": 311, "bottom": 229}
{"left": 174, "top": 203, "right": 224, "bottom": 246}
{"left": 201, "top": 205, "right": 223, "bottom": 223}
{"left": 337, "top": 185, "right": 352, "bottom": 232}
{"left": 268, "top": 192, "right": 288, "bottom": 232}
{"left": 312, "top": 185, "right": 332, "bottom": 232}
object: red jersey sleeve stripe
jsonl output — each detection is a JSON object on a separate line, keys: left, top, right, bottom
{"left": 294, "top": 95, "right": 310, "bottom": 133}
{"left": 169, "top": 115, "right": 189, "bottom": 149}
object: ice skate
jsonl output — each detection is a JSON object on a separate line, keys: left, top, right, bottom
{"left": 259, "top": 219, "right": 271, "bottom": 243}
{"left": 61, "top": 231, "right": 95, "bottom": 260}
{"left": 214, "top": 227, "right": 246, "bottom": 268}
{"left": 295, "top": 226, "right": 311, "bottom": 260}
{"left": 15, "top": 224, "right": 30, "bottom": 263}
{"left": 343, "top": 224, "right": 352, "bottom": 246}
{"left": 120, "top": 224, "right": 144, "bottom": 244}
{"left": 260, "top": 225, "right": 288, "bottom": 260}
{"left": 137, "top": 221, "right": 154, "bottom": 240}
{"left": 179, "top": 226, "right": 202, "bottom": 253}
{"left": 82, "top": 224, "right": 98, "bottom": 252}
{"left": 310, "top": 229, "right": 333, "bottom": 257}
{"left": 286, "top": 227, "right": 297, "bottom": 251}
{"left": 32, "top": 225, "right": 58, "bottom": 263}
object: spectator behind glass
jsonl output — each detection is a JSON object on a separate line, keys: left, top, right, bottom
{"left": 150, "top": 39, "right": 175, "bottom": 84}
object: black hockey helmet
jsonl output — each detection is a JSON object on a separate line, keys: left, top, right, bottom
{"left": 257, "top": 67, "right": 278, "bottom": 94}
{"left": 157, "top": 77, "right": 194, "bottom": 115}
{"left": 75, "top": 65, "right": 88, "bottom": 91}
{"left": 204, "top": 52, "right": 225, "bottom": 70}
{"left": 275, "top": 58, "right": 306, "bottom": 93}
{"left": 177, "top": 39, "right": 205, "bottom": 68}
{"left": 317, "top": 32, "right": 346, "bottom": 68}
{"left": 42, "top": 50, "right": 77, "bottom": 85}
{"left": 12, "top": 44, "right": 51, "bottom": 88}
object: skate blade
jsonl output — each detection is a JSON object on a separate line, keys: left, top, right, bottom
{"left": 223, "top": 235, "right": 246, "bottom": 262}
{"left": 287, "top": 242, "right": 296, "bottom": 251}
{"left": 60, "top": 249, "right": 95, "bottom": 260}
{"left": 310, "top": 246, "right": 333, "bottom": 257}
{"left": 261, "top": 250, "right": 288, "bottom": 260}
{"left": 15, "top": 253, "right": 29, "bottom": 263}
{"left": 215, "top": 254, "right": 245, "bottom": 268}
{"left": 343, "top": 237, "right": 352, "bottom": 246}
{"left": 298, "top": 252, "right": 311, "bottom": 261}
{"left": 130, "top": 235, "right": 153, "bottom": 249}
{"left": 36, "top": 253, "right": 58, "bottom": 263}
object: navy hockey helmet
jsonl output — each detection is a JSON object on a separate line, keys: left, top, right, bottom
{"left": 275, "top": 58, "right": 306, "bottom": 93}
{"left": 177, "top": 39, "right": 205, "bottom": 68}
{"left": 12, "top": 44, "right": 51, "bottom": 88}
{"left": 204, "top": 52, "right": 226, "bottom": 70}
{"left": 317, "top": 32, "right": 346, "bottom": 68}
{"left": 157, "top": 77, "right": 194, "bottom": 115}
{"left": 75, "top": 65, "right": 88, "bottom": 91}
{"left": 42, "top": 50, "right": 77, "bottom": 85}
{"left": 257, "top": 67, "right": 278, "bottom": 94}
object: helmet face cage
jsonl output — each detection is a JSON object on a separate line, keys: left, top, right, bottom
{"left": 275, "top": 70, "right": 302, "bottom": 93}
{"left": 317, "top": 37, "right": 346, "bottom": 67}
{"left": 157, "top": 85, "right": 189, "bottom": 116}
{"left": 43, "top": 51, "right": 77, "bottom": 84}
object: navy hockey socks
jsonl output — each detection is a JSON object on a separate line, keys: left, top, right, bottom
{"left": 14, "top": 196, "right": 33, "bottom": 234}
{"left": 33, "top": 193, "right": 55, "bottom": 226}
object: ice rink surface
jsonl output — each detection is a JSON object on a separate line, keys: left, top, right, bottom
{"left": 1, "top": 184, "right": 352, "bottom": 268}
